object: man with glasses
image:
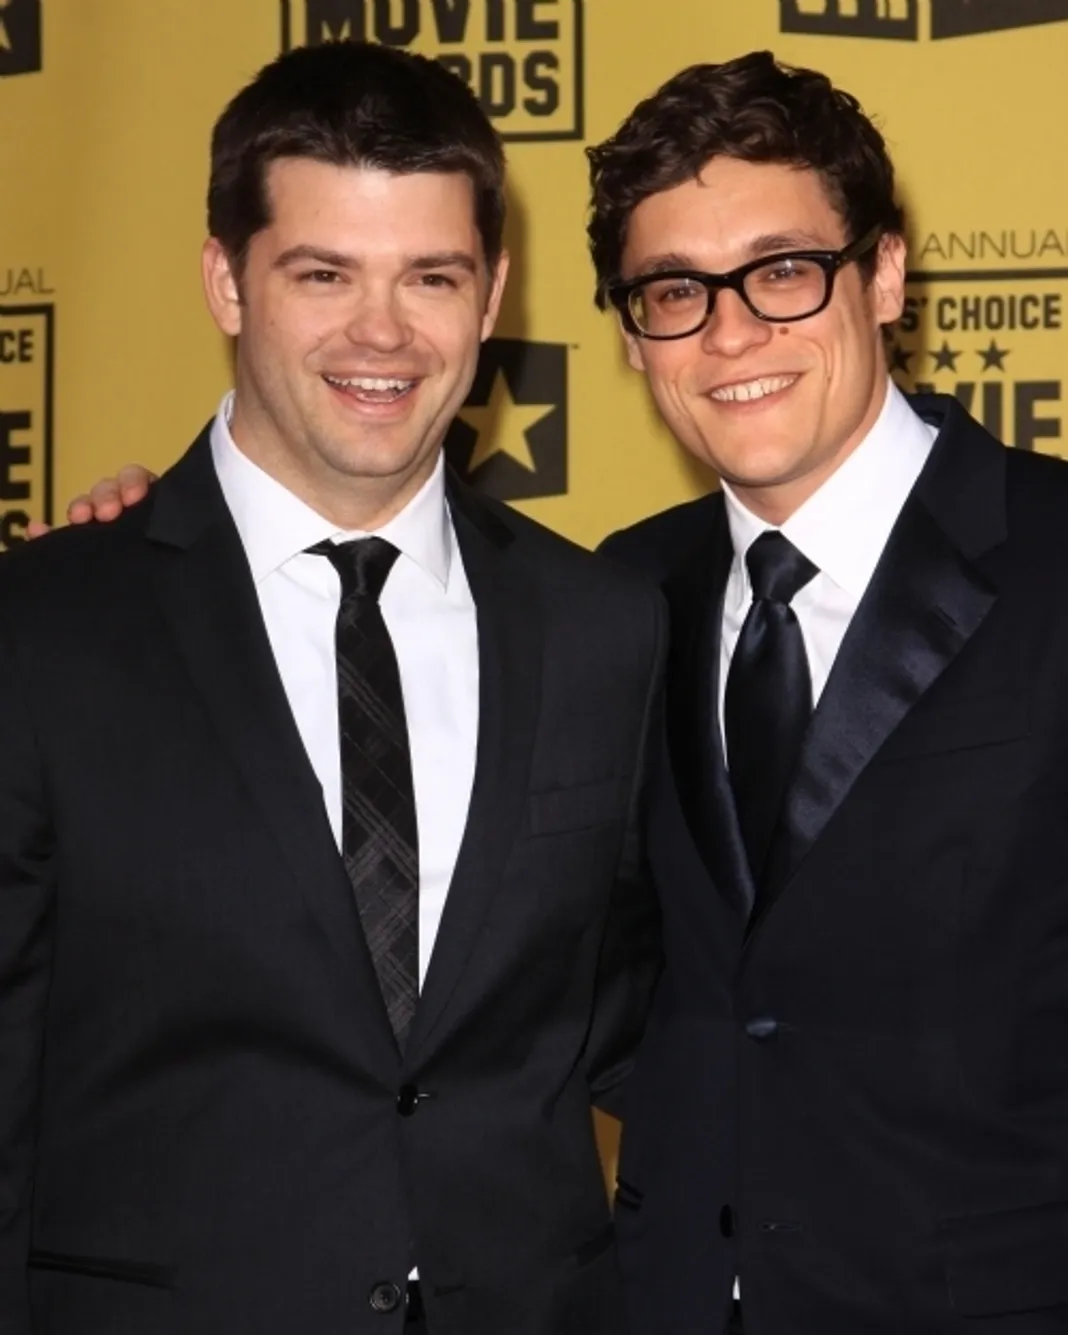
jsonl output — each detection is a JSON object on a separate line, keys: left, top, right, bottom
{"left": 591, "top": 50, "right": 1068, "bottom": 1335}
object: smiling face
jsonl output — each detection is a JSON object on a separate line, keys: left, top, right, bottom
{"left": 202, "top": 157, "right": 507, "bottom": 528}
{"left": 619, "top": 156, "right": 905, "bottom": 523}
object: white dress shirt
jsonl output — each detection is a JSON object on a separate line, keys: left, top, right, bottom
{"left": 210, "top": 393, "right": 479, "bottom": 988}
{"left": 719, "top": 380, "right": 938, "bottom": 735}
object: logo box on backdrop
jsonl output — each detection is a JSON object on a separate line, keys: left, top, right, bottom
{"left": 779, "top": 0, "right": 1068, "bottom": 41}
{"left": 281, "top": 0, "right": 584, "bottom": 140}
{"left": 0, "top": 0, "right": 42, "bottom": 77}
{"left": 446, "top": 338, "right": 569, "bottom": 502}
{"left": 0, "top": 303, "right": 54, "bottom": 544}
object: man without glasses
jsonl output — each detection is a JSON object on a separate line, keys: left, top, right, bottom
{"left": 0, "top": 41, "right": 664, "bottom": 1335}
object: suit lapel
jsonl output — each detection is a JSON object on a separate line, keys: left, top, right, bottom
{"left": 146, "top": 432, "right": 399, "bottom": 1069}
{"left": 407, "top": 477, "right": 542, "bottom": 1058}
{"left": 750, "top": 396, "right": 1007, "bottom": 936}
{"left": 662, "top": 495, "right": 754, "bottom": 917}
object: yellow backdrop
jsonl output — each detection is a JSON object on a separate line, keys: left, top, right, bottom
{"left": 4, "top": 0, "right": 1068, "bottom": 1189}
{"left": 4, "top": 0, "right": 1068, "bottom": 549}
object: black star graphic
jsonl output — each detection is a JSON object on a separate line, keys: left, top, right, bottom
{"left": 978, "top": 339, "right": 1010, "bottom": 372}
{"left": 930, "top": 340, "right": 961, "bottom": 373}
{"left": 888, "top": 342, "right": 914, "bottom": 375}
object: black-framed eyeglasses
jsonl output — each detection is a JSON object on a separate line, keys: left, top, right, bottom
{"left": 608, "top": 225, "right": 882, "bottom": 341}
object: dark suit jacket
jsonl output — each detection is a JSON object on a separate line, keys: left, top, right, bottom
{"left": 603, "top": 394, "right": 1068, "bottom": 1335}
{"left": 0, "top": 430, "right": 665, "bottom": 1335}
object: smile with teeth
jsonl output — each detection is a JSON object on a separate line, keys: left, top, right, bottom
{"left": 709, "top": 374, "right": 798, "bottom": 404}
{"left": 323, "top": 373, "right": 417, "bottom": 402}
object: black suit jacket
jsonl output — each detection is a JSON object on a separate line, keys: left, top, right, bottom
{"left": 603, "top": 394, "right": 1068, "bottom": 1335}
{"left": 0, "top": 430, "right": 665, "bottom": 1335}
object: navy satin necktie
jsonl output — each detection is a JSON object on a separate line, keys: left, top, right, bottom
{"left": 308, "top": 537, "right": 419, "bottom": 1048}
{"left": 724, "top": 531, "right": 818, "bottom": 890}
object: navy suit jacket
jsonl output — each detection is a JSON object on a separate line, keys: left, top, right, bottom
{"left": 0, "top": 432, "right": 665, "bottom": 1335}
{"left": 603, "top": 395, "right": 1068, "bottom": 1335}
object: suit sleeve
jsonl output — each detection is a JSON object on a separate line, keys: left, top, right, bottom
{"left": 0, "top": 604, "right": 56, "bottom": 1331}
{"left": 585, "top": 587, "right": 666, "bottom": 1117}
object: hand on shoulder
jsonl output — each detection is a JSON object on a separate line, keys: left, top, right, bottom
{"left": 26, "top": 466, "right": 158, "bottom": 538}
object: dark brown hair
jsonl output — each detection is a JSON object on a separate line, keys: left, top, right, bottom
{"left": 208, "top": 41, "right": 506, "bottom": 272}
{"left": 586, "top": 50, "right": 905, "bottom": 306}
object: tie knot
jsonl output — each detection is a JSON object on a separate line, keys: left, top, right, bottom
{"left": 307, "top": 536, "right": 400, "bottom": 603}
{"left": 745, "top": 531, "right": 817, "bottom": 605}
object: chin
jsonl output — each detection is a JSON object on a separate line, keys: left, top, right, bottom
{"left": 709, "top": 450, "right": 799, "bottom": 488}
{"left": 334, "top": 446, "right": 429, "bottom": 481}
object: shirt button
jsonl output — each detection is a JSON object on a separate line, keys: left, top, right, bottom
{"left": 368, "top": 1281, "right": 402, "bottom": 1313}
{"left": 397, "top": 1084, "right": 420, "bottom": 1117}
{"left": 745, "top": 1017, "right": 779, "bottom": 1042}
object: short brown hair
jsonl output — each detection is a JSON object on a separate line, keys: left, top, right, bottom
{"left": 586, "top": 50, "right": 904, "bottom": 306}
{"left": 208, "top": 41, "right": 506, "bottom": 273}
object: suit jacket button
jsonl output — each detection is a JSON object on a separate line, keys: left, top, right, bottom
{"left": 369, "top": 1281, "right": 402, "bottom": 1313}
{"left": 720, "top": 1205, "right": 736, "bottom": 1238}
{"left": 745, "top": 1017, "right": 778, "bottom": 1041}
{"left": 397, "top": 1084, "right": 420, "bottom": 1117}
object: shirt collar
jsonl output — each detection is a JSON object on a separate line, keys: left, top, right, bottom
{"left": 209, "top": 391, "right": 451, "bottom": 588}
{"left": 722, "top": 379, "right": 936, "bottom": 602}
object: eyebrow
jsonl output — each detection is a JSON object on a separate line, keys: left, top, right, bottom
{"left": 273, "top": 245, "right": 355, "bottom": 270}
{"left": 630, "top": 230, "right": 839, "bottom": 277}
{"left": 272, "top": 245, "right": 479, "bottom": 275}
{"left": 408, "top": 251, "right": 479, "bottom": 275}
{"left": 747, "top": 230, "right": 835, "bottom": 256}
{"left": 633, "top": 252, "right": 699, "bottom": 276}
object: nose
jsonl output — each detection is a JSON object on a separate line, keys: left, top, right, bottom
{"left": 699, "top": 288, "right": 774, "bottom": 359}
{"left": 342, "top": 285, "right": 414, "bottom": 354}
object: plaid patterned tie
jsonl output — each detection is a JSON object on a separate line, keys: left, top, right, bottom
{"left": 308, "top": 537, "right": 419, "bottom": 1047}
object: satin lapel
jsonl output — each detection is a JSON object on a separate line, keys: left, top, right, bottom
{"left": 750, "top": 401, "right": 1006, "bottom": 937}
{"left": 146, "top": 435, "right": 399, "bottom": 1069}
{"left": 662, "top": 496, "right": 754, "bottom": 916}
{"left": 407, "top": 480, "right": 542, "bottom": 1059}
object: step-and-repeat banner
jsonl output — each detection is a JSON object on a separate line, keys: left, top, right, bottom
{"left": 4, "top": 1, "right": 1068, "bottom": 550}
{"left": 3, "top": 0, "right": 1068, "bottom": 1174}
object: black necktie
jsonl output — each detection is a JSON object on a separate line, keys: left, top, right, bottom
{"left": 308, "top": 537, "right": 419, "bottom": 1048}
{"left": 724, "top": 531, "right": 818, "bottom": 886}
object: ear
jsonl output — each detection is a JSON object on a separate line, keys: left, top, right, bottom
{"left": 480, "top": 250, "right": 510, "bottom": 342}
{"left": 202, "top": 237, "right": 244, "bottom": 338}
{"left": 621, "top": 319, "right": 646, "bottom": 373}
{"left": 871, "top": 232, "right": 907, "bottom": 326}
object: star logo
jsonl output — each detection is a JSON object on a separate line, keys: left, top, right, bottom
{"left": 978, "top": 340, "right": 1010, "bottom": 372}
{"left": 888, "top": 341, "right": 914, "bottom": 375}
{"left": 458, "top": 369, "right": 555, "bottom": 475}
{"left": 930, "top": 340, "right": 962, "bottom": 373}
{"left": 445, "top": 339, "right": 569, "bottom": 502}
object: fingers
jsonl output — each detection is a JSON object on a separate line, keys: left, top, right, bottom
{"left": 65, "top": 466, "right": 158, "bottom": 525}
{"left": 20, "top": 464, "right": 160, "bottom": 539}
{"left": 116, "top": 465, "right": 157, "bottom": 502}
{"left": 68, "top": 488, "right": 117, "bottom": 523}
